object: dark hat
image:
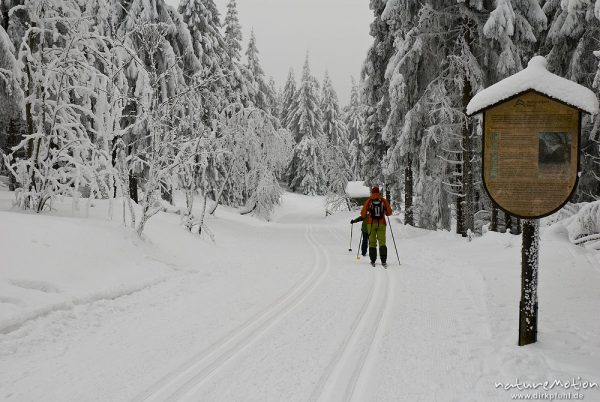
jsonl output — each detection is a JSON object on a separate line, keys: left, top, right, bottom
{"left": 371, "top": 186, "right": 380, "bottom": 194}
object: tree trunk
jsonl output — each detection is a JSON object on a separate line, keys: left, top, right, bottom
{"left": 112, "top": 138, "right": 118, "bottom": 198}
{"left": 161, "top": 182, "right": 173, "bottom": 205}
{"left": 455, "top": 159, "right": 464, "bottom": 236}
{"left": 6, "top": 119, "right": 20, "bottom": 191}
{"left": 491, "top": 204, "right": 498, "bottom": 232}
{"left": 127, "top": 144, "right": 138, "bottom": 203}
{"left": 209, "top": 163, "right": 235, "bottom": 215}
{"left": 440, "top": 184, "right": 451, "bottom": 231}
{"left": 385, "top": 182, "right": 391, "bottom": 204}
{"left": 462, "top": 78, "right": 474, "bottom": 237}
{"left": 505, "top": 212, "right": 513, "bottom": 234}
{"left": 456, "top": 194, "right": 464, "bottom": 236}
{"left": 129, "top": 175, "right": 138, "bottom": 203}
{"left": 24, "top": 33, "right": 35, "bottom": 160}
{"left": 404, "top": 154, "right": 414, "bottom": 226}
{"left": 198, "top": 193, "right": 208, "bottom": 235}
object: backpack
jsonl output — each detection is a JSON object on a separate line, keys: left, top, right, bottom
{"left": 369, "top": 199, "right": 384, "bottom": 220}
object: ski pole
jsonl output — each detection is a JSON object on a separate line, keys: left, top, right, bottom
{"left": 349, "top": 223, "right": 353, "bottom": 252}
{"left": 387, "top": 216, "right": 401, "bottom": 265}
{"left": 356, "top": 231, "right": 362, "bottom": 260}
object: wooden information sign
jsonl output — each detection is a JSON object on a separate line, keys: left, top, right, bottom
{"left": 469, "top": 55, "right": 598, "bottom": 347}
{"left": 483, "top": 90, "right": 580, "bottom": 219}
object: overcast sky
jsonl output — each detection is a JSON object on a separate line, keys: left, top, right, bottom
{"left": 165, "top": 0, "right": 373, "bottom": 105}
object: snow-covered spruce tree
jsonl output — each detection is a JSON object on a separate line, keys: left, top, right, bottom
{"left": 321, "top": 72, "right": 349, "bottom": 147}
{"left": 212, "top": 106, "right": 292, "bottom": 219}
{"left": 483, "top": 0, "right": 547, "bottom": 79}
{"left": 379, "top": 0, "right": 430, "bottom": 227}
{"left": 345, "top": 77, "right": 365, "bottom": 180}
{"left": 381, "top": 1, "right": 489, "bottom": 232}
{"left": 223, "top": 0, "right": 253, "bottom": 106}
{"left": 0, "top": 0, "right": 20, "bottom": 33}
{"left": 321, "top": 72, "right": 352, "bottom": 213}
{"left": 80, "top": 1, "right": 138, "bottom": 219}
{"left": 418, "top": 35, "right": 484, "bottom": 232}
{"left": 178, "top": 0, "right": 228, "bottom": 123}
{"left": 5, "top": 0, "right": 123, "bottom": 212}
{"left": 125, "top": 22, "right": 199, "bottom": 236}
{"left": 588, "top": 2, "right": 600, "bottom": 200}
{"left": 482, "top": 0, "right": 547, "bottom": 232}
{"left": 4, "top": 0, "right": 28, "bottom": 52}
{"left": 0, "top": 25, "right": 17, "bottom": 95}
{"left": 0, "top": 3, "right": 7, "bottom": 29}
{"left": 245, "top": 30, "right": 271, "bottom": 112}
{"left": 287, "top": 55, "right": 326, "bottom": 195}
{"left": 1, "top": 0, "right": 27, "bottom": 159}
{"left": 224, "top": 0, "right": 242, "bottom": 61}
{"left": 542, "top": 0, "right": 600, "bottom": 201}
{"left": 0, "top": 24, "right": 21, "bottom": 159}
{"left": 209, "top": 28, "right": 279, "bottom": 210}
{"left": 267, "top": 76, "right": 279, "bottom": 119}
{"left": 280, "top": 68, "right": 297, "bottom": 129}
{"left": 114, "top": 0, "right": 199, "bottom": 206}
{"left": 361, "top": 0, "right": 395, "bottom": 191}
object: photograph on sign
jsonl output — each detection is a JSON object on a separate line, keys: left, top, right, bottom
{"left": 538, "top": 132, "right": 571, "bottom": 176}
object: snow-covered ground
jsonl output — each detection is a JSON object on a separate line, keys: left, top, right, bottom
{"left": 0, "top": 190, "right": 599, "bottom": 401}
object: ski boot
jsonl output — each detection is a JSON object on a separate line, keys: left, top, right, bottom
{"left": 380, "top": 246, "right": 388, "bottom": 269}
{"left": 369, "top": 247, "right": 377, "bottom": 268}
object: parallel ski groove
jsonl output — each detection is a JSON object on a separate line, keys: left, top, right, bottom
{"left": 174, "top": 224, "right": 330, "bottom": 400}
{"left": 135, "top": 224, "right": 328, "bottom": 401}
{"left": 347, "top": 269, "right": 392, "bottom": 402}
{"left": 309, "top": 267, "right": 378, "bottom": 402}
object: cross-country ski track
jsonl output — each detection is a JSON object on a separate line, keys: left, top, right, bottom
{"left": 1, "top": 192, "right": 600, "bottom": 401}
{"left": 135, "top": 224, "right": 333, "bottom": 401}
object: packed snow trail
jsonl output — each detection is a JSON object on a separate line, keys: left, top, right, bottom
{"left": 1, "top": 192, "right": 599, "bottom": 401}
{"left": 135, "top": 225, "right": 331, "bottom": 401}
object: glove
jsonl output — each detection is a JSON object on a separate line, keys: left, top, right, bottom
{"left": 350, "top": 219, "right": 356, "bottom": 224}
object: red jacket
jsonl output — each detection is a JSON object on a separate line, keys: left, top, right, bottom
{"left": 360, "top": 194, "right": 393, "bottom": 225}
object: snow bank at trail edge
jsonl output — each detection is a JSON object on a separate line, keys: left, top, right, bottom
{"left": 0, "top": 201, "right": 177, "bottom": 333}
{"left": 0, "top": 188, "right": 325, "bottom": 334}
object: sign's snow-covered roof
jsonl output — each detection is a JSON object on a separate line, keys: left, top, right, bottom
{"left": 467, "top": 56, "right": 599, "bottom": 115}
{"left": 345, "top": 181, "right": 370, "bottom": 198}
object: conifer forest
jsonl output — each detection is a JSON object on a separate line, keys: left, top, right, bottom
{"left": 0, "top": 0, "right": 599, "bottom": 235}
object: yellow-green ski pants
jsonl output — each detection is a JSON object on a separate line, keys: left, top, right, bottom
{"left": 368, "top": 223, "right": 386, "bottom": 247}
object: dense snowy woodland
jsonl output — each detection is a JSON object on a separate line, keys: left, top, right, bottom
{"left": 0, "top": 0, "right": 599, "bottom": 231}
{"left": 1, "top": 0, "right": 600, "bottom": 400}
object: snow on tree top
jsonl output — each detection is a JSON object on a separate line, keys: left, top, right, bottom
{"left": 467, "top": 56, "right": 599, "bottom": 116}
{"left": 345, "top": 181, "right": 370, "bottom": 198}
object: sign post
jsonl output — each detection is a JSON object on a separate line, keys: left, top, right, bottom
{"left": 466, "top": 56, "right": 599, "bottom": 346}
{"left": 519, "top": 219, "right": 539, "bottom": 346}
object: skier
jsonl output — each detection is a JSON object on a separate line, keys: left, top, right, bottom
{"left": 350, "top": 215, "right": 369, "bottom": 257}
{"left": 360, "top": 186, "right": 393, "bottom": 267}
